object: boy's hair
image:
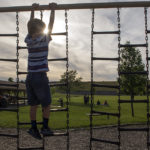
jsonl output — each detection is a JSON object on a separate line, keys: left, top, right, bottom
{"left": 27, "top": 18, "right": 46, "bottom": 35}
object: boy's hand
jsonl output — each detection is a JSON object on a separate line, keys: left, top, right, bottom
{"left": 32, "top": 3, "right": 39, "bottom": 9}
{"left": 49, "top": 3, "right": 57, "bottom": 10}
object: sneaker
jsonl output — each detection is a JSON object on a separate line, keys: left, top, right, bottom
{"left": 41, "top": 127, "right": 53, "bottom": 136}
{"left": 27, "top": 128, "right": 42, "bottom": 140}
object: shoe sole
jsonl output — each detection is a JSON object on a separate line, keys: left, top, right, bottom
{"left": 41, "top": 131, "right": 54, "bottom": 136}
{"left": 27, "top": 130, "right": 42, "bottom": 140}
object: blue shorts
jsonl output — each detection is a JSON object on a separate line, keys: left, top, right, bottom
{"left": 26, "top": 72, "right": 51, "bottom": 107}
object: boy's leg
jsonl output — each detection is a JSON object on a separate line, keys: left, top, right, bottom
{"left": 30, "top": 105, "right": 38, "bottom": 129}
{"left": 42, "top": 105, "right": 50, "bottom": 129}
{"left": 41, "top": 105, "right": 53, "bottom": 135}
{"left": 28, "top": 105, "right": 42, "bottom": 139}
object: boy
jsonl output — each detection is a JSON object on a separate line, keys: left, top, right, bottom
{"left": 25, "top": 3, "right": 56, "bottom": 139}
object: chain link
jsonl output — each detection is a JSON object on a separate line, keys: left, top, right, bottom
{"left": 144, "top": 7, "right": 149, "bottom": 150}
{"left": 40, "top": 10, "right": 43, "bottom": 21}
{"left": 90, "top": 8, "right": 95, "bottom": 150}
{"left": 16, "top": 11, "right": 19, "bottom": 150}
{"left": 65, "top": 9, "right": 69, "bottom": 150}
{"left": 117, "top": 8, "right": 121, "bottom": 150}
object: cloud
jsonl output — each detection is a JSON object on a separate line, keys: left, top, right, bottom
{"left": 0, "top": 0, "right": 149, "bottom": 81}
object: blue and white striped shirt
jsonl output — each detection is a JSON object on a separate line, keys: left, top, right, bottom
{"left": 25, "top": 34, "right": 52, "bottom": 72}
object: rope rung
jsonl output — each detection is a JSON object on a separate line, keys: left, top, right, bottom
{"left": 9, "top": 96, "right": 27, "bottom": 100}
{"left": 18, "top": 72, "right": 28, "bottom": 75}
{"left": 44, "top": 132, "right": 68, "bottom": 137}
{"left": 18, "top": 122, "right": 43, "bottom": 125}
{"left": 119, "top": 100, "right": 148, "bottom": 103}
{"left": 17, "top": 46, "right": 27, "bottom": 50}
{"left": 92, "top": 57, "right": 119, "bottom": 61}
{"left": 92, "top": 83, "right": 119, "bottom": 89}
{"left": 119, "top": 127, "right": 148, "bottom": 132}
{"left": 49, "top": 83, "right": 67, "bottom": 87}
{"left": 120, "top": 44, "right": 148, "bottom": 48}
{"left": 92, "top": 110, "right": 119, "bottom": 117}
{"left": 93, "top": 31, "right": 119, "bottom": 34}
{"left": 92, "top": 138, "right": 120, "bottom": 145}
{"left": 51, "top": 32, "right": 67, "bottom": 36}
{"left": 120, "top": 71, "right": 148, "bottom": 75}
{"left": 0, "top": 34, "right": 18, "bottom": 37}
{"left": 48, "top": 58, "right": 67, "bottom": 61}
{"left": 147, "top": 30, "right": 150, "bottom": 33}
{"left": 0, "top": 59, "right": 18, "bottom": 62}
{"left": 0, "top": 133, "right": 17, "bottom": 138}
{"left": 0, "top": 83, "right": 18, "bottom": 87}
{"left": 18, "top": 147, "right": 44, "bottom": 150}
{"left": 50, "top": 108, "right": 68, "bottom": 112}
{"left": 0, "top": 108, "right": 18, "bottom": 112}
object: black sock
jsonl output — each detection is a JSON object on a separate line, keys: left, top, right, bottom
{"left": 43, "top": 118, "right": 49, "bottom": 129}
{"left": 31, "top": 120, "right": 37, "bottom": 129}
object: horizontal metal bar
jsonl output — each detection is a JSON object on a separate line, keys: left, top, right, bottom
{"left": 147, "top": 30, "right": 150, "bottom": 34}
{"left": 51, "top": 32, "right": 67, "bottom": 36}
{"left": 48, "top": 58, "right": 67, "bottom": 61}
{"left": 92, "top": 138, "right": 119, "bottom": 145}
{"left": 120, "top": 71, "right": 148, "bottom": 75}
{"left": 17, "top": 46, "right": 27, "bottom": 49}
{"left": 92, "top": 83, "right": 119, "bottom": 89}
{"left": 92, "top": 110, "right": 119, "bottom": 117}
{"left": 93, "top": 31, "right": 119, "bottom": 34}
{"left": 50, "top": 108, "right": 68, "bottom": 112}
{"left": 18, "top": 147, "right": 44, "bottom": 150}
{"left": 92, "top": 57, "right": 119, "bottom": 61}
{"left": 0, "top": 133, "right": 17, "bottom": 138}
{"left": 0, "top": 83, "right": 18, "bottom": 87}
{"left": 0, "top": 1, "right": 150, "bottom": 12}
{"left": 44, "top": 132, "right": 68, "bottom": 137}
{"left": 49, "top": 83, "right": 67, "bottom": 87}
{"left": 19, "top": 122, "right": 43, "bottom": 125}
{"left": 0, "top": 34, "right": 18, "bottom": 37}
{"left": 0, "top": 108, "right": 18, "bottom": 112}
{"left": 119, "top": 100, "right": 148, "bottom": 103}
{"left": 119, "top": 127, "right": 148, "bottom": 132}
{"left": 0, "top": 58, "right": 18, "bottom": 62}
{"left": 120, "top": 44, "right": 147, "bottom": 47}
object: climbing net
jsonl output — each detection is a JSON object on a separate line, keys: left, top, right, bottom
{"left": 90, "top": 7, "right": 150, "bottom": 150}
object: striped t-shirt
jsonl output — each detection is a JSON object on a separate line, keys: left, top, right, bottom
{"left": 25, "top": 34, "right": 52, "bottom": 72}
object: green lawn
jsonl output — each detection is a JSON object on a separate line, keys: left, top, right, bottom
{"left": 0, "top": 93, "right": 148, "bottom": 129}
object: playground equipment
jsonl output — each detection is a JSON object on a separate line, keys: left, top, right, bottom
{"left": 0, "top": 1, "right": 150, "bottom": 150}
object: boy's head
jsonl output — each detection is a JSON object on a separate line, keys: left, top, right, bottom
{"left": 27, "top": 18, "right": 46, "bottom": 36}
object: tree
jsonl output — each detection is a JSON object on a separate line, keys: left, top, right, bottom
{"left": 60, "top": 70, "right": 82, "bottom": 91}
{"left": 119, "top": 41, "right": 147, "bottom": 116}
{"left": 8, "top": 77, "right": 14, "bottom": 82}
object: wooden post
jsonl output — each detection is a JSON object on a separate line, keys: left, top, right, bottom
{"left": 0, "top": 1, "right": 150, "bottom": 12}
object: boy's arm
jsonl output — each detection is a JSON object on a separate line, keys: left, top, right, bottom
{"left": 48, "top": 3, "right": 57, "bottom": 34}
{"left": 30, "top": 3, "right": 39, "bottom": 20}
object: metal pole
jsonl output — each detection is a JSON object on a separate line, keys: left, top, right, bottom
{"left": 0, "top": 1, "right": 150, "bottom": 12}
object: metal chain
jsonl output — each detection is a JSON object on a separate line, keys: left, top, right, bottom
{"left": 16, "top": 11, "right": 19, "bottom": 150}
{"left": 65, "top": 9, "right": 69, "bottom": 150}
{"left": 90, "top": 8, "right": 95, "bottom": 150}
{"left": 40, "top": 10, "right": 43, "bottom": 21}
{"left": 144, "top": 7, "right": 149, "bottom": 150}
{"left": 117, "top": 8, "right": 121, "bottom": 150}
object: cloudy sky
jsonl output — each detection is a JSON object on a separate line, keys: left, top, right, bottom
{"left": 0, "top": 0, "right": 150, "bottom": 82}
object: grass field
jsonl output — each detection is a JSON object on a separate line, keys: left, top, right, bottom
{"left": 0, "top": 93, "right": 148, "bottom": 129}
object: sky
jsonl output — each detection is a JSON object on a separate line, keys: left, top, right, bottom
{"left": 0, "top": 0, "right": 150, "bottom": 82}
